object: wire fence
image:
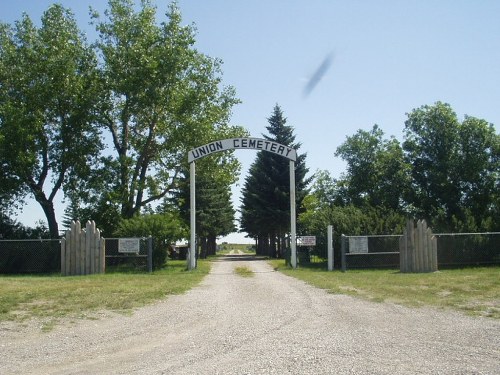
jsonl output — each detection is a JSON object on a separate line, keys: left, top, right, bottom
{"left": 340, "top": 232, "right": 500, "bottom": 270}
{"left": 0, "top": 239, "right": 61, "bottom": 274}
{"left": 0, "top": 237, "right": 154, "bottom": 274}
{"left": 104, "top": 237, "right": 152, "bottom": 271}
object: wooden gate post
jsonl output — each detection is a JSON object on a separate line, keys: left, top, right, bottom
{"left": 399, "top": 219, "right": 438, "bottom": 273}
{"left": 61, "top": 221, "right": 105, "bottom": 276}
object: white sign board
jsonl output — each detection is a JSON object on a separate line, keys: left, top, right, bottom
{"left": 297, "top": 236, "right": 316, "bottom": 246}
{"left": 349, "top": 237, "right": 369, "bottom": 253}
{"left": 118, "top": 238, "right": 140, "bottom": 254}
{"left": 188, "top": 137, "right": 297, "bottom": 162}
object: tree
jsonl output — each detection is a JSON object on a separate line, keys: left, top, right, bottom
{"left": 403, "top": 102, "right": 499, "bottom": 231}
{"left": 298, "top": 171, "right": 406, "bottom": 265}
{"left": 172, "top": 159, "right": 238, "bottom": 259}
{"left": 240, "top": 105, "right": 310, "bottom": 257}
{"left": 456, "top": 116, "right": 499, "bottom": 230}
{"left": 335, "top": 125, "right": 409, "bottom": 211}
{"left": 90, "top": 0, "right": 240, "bottom": 220}
{"left": 0, "top": 5, "right": 103, "bottom": 238}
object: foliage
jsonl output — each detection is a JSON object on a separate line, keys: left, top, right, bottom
{"left": 301, "top": 102, "right": 498, "bottom": 237}
{"left": 240, "top": 105, "right": 310, "bottom": 257}
{"left": 403, "top": 102, "right": 499, "bottom": 232}
{"left": 335, "top": 124, "right": 409, "bottom": 211}
{"left": 90, "top": 0, "right": 241, "bottom": 220}
{"left": 0, "top": 5, "right": 103, "bottom": 237}
{"left": 114, "top": 212, "right": 186, "bottom": 269}
{"left": 170, "top": 125, "right": 248, "bottom": 258}
{"left": 0, "top": 213, "right": 49, "bottom": 240}
{"left": 298, "top": 182, "right": 406, "bottom": 256}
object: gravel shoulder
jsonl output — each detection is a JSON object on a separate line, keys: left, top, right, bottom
{"left": 1, "top": 256, "right": 499, "bottom": 374}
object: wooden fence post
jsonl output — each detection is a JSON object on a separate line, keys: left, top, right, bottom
{"left": 400, "top": 219, "right": 438, "bottom": 273}
{"left": 60, "top": 220, "right": 105, "bottom": 276}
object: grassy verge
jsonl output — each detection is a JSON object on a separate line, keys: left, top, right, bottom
{"left": 0, "top": 260, "right": 210, "bottom": 330}
{"left": 269, "top": 259, "right": 499, "bottom": 319}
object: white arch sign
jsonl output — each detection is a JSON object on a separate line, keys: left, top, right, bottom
{"left": 187, "top": 137, "right": 297, "bottom": 269}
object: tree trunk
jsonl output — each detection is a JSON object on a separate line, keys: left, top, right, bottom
{"left": 31, "top": 185, "right": 59, "bottom": 238}
{"left": 199, "top": 237, "right": 209, "bottom": 259}
{"left": 207, "top": 235, "right": 217, "bottom": 256}
{"left": 269, "top": 233, "right": 277, "bottom": 258}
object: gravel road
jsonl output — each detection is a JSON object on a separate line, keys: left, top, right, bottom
{"left": 1, "top": 256, "right": 499, "bottom": 374}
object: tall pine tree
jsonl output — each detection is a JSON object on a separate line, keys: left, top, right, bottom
{"left": 240, "top": 105, "right": 310, "bottom": 257}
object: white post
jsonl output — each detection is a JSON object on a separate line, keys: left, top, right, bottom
{"left": 290, "top": 160, "right": 297, "bottom": 269}
{"left": 189, "top": 161, "right": 196, "bottom": 270}
{"left": 327, "top": 225, "right": 334, "bottom": 271}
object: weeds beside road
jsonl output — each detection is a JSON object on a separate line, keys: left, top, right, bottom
{"left": 0, "top": 260, "right": 210, "bottom": 331}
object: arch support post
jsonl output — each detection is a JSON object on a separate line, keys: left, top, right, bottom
{"left": 290, "top": 160, "right": 297, "bottom": 269}
{"left": 188, "top": 161, "right": 196, "bottom": 270}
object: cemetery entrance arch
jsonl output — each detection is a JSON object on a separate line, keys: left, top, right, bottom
{"left": 187, "top": 137, "right": 298, "bottom": 270}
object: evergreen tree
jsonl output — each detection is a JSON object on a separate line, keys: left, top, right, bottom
{"left": 172, "top": 159, "right": 238, "bottom": 259}
{"left": 240, "top": 105, "right": 310, "bottom": 257}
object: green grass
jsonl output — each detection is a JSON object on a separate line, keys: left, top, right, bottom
{"left": 234, "top": 266, "right": 254, "bottom": 277}
{"left": 269, "top": 259, "right": 500, "bottom": 319}
{"left": 0, "top": 260, "right": 210, "bottom": 330}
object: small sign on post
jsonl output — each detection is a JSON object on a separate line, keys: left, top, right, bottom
{"left": 118, "top": 238, "right": 140, "bottom": 254}
{"left": 297, "top": 236, "right": 316, "bottom": 246}
{"left": 348, "top": 237, "right": 368, "bottom": 253}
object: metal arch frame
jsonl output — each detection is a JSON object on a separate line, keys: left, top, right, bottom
{"left": 187, "top": 137, "right": 297, "bottom": 270}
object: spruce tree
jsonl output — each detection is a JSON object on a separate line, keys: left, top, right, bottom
{"left": 172, "top": 163, "right": 236, "bottom": 258}
{"left": 240, "top": 105, "right": 310, "bottom": 257}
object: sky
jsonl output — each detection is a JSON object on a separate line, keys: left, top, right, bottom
{"left": 2, "top": 0, "right": 500, "bottom": 243}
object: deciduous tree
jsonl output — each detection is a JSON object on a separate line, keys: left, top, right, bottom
{"left": 0, "top": 5, "right": 102, "bottom": 238}
{"left": 91, "top": 0, "right": 240, "bottom": 219}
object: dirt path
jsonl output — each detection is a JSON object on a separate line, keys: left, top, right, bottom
{"left": 1, "top": 256, "right": 499, "bottom": 374}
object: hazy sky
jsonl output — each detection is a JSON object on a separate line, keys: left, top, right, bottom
{"left": 3, "top": 1, "right": 499, "bottom": 243}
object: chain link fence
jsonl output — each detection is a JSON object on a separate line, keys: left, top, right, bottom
{"left": 104, "top": 237, "right": 152, "bottom": 271}
{"left": 0, "top": 237, "right": 155, "bottom": 274}
{"left": 340, "top": 232, "right": 500, "bottom": 270}
{"left": 0, "top": 239, "right": 61, "bottom": 274}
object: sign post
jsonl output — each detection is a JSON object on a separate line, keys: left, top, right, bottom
{"left": 327, "top": 225, "right": 333, "bottom": 271}
{"left": 290, "top": 160, "right": 297, "bottom": 269}
{"left": 189, "top": 161, "right": 196, "bottom": 270}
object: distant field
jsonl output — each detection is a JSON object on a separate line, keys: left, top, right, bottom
{"left": 269, "top": 259, "right": 499, "bottom": 319}
{"left": 218, "top": 243, "right": 255, "bottom": 254}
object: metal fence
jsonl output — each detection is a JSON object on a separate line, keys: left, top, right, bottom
{"left": 296, "top": 245, "right": 328, "bottom": 267}
{"left": 0, "top": 237, "right": 154, "bottom": 274}
{"left": 0, "top": 239, "right": 61, "bottom": 274}
{"left": 104, "top": 237, "right": 152, "bottom": 272}
{"left": 340, "top": 232, "right": 500, "bottom": 270}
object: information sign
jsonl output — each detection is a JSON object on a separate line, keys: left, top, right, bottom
{"left": 348, "top": 237, "right": 369, "bottom": 253}
{"left": 297, "top": 236, "right": 316, "bottom": 246}
{"left": 118, "top": 238, "right": 140, "bottom": 254}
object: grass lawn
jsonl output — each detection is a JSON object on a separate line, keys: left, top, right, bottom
{"left": 269, "top": 259, "right": 499, "bottom": 319}
{"left": 0, "top": 260, "right": 210, "bottom": 330}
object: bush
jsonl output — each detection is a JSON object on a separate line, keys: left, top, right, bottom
{"left": 114, "top": 213, "right": 187, "bottom": 269}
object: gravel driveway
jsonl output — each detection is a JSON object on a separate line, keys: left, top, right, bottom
{"left": 1, "top": 256, "right": 499, "bottom": 374}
